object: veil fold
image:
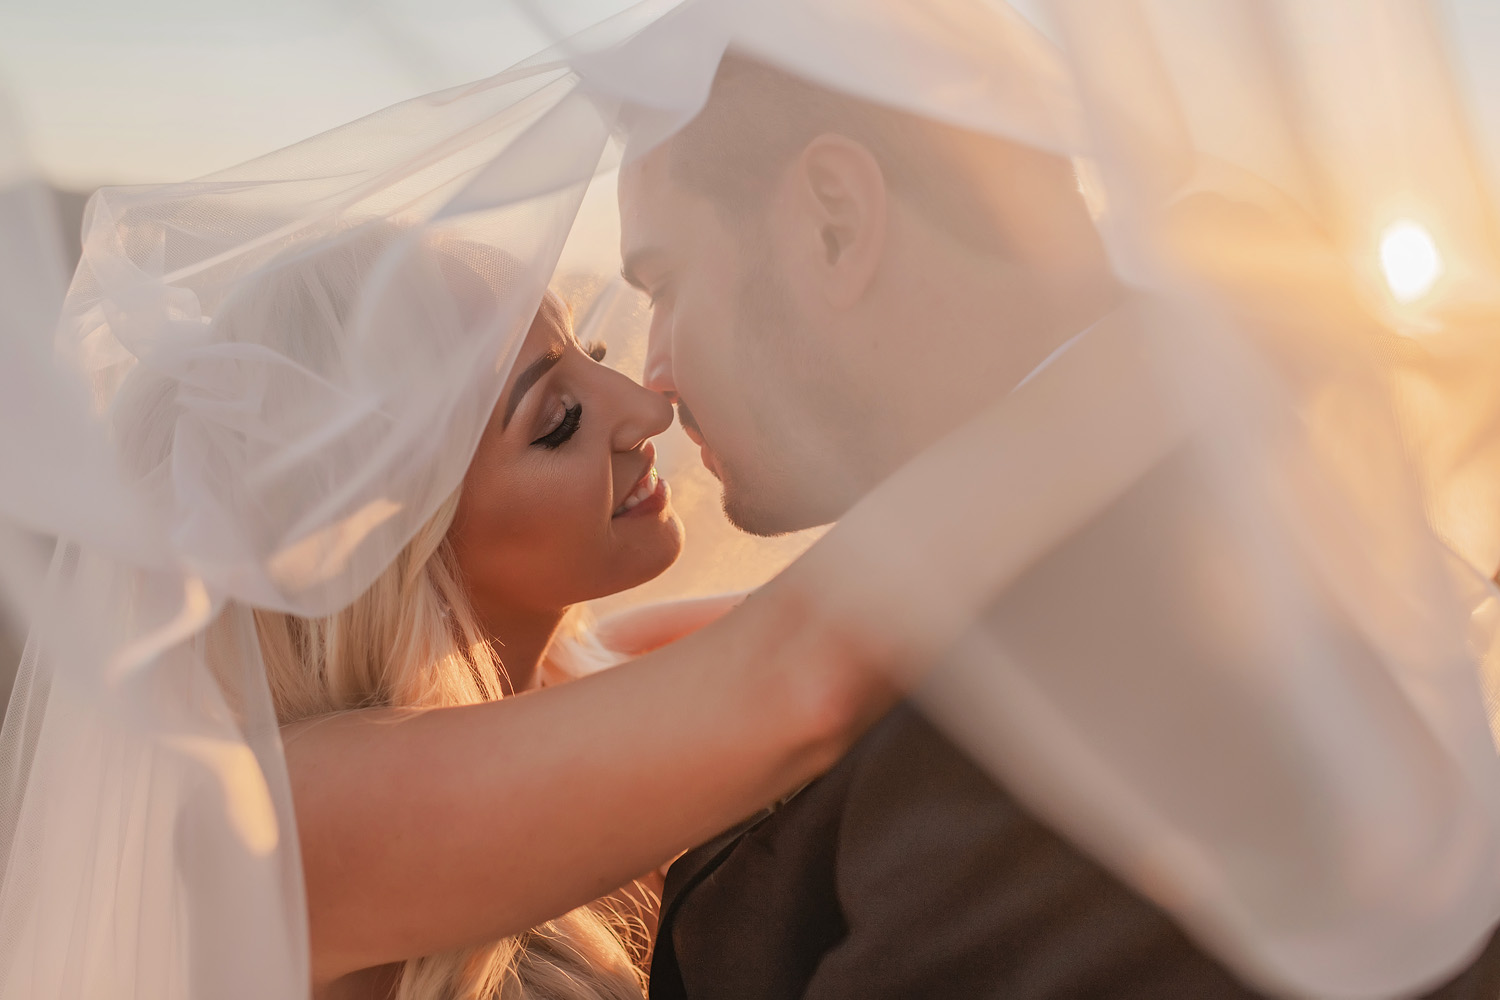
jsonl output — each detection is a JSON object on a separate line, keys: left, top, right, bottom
{"left": 0, "top": 36, "right": 623, "bottom": 998}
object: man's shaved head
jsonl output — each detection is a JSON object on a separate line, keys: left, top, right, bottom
{"left": 667, "top": 52, "right": 1083, "bottom": 260}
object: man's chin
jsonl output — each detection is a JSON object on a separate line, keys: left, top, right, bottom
{"left": 719, "top": 473, "right": 841, "bottom": 538}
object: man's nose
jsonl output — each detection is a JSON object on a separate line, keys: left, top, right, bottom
{"left": 643, "top": 318, "right": 676, "bottom": 397}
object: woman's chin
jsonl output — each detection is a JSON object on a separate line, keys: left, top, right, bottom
{"left": 634, "top": 510, "right": 686, "bottom": 581}
{"left": 647, "top": 507, "right": 686, "bottom": 570}
{"left": 602, "top": 481, "right": 683, "bottom": 585}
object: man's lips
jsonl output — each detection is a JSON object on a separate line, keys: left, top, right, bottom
{"left": 681, "top": 426, "right": 720, "bottom": 480}
{"left": 675, "top": 403, "right": 720, "bottom": 479}
{"left": 698, "top": 444, "right": 720, "bottom": 481}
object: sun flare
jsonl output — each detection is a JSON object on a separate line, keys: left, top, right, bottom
{"left": 1379, "top": 220, "right": 1443, "bottom": 303}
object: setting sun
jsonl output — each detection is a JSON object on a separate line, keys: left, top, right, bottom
{"left": 1379, "top": 219, "right": 1444, "bottom": 303}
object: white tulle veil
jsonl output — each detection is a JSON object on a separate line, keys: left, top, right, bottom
{"left": 2, "top": 2, "right": 1500, "bottom": 998}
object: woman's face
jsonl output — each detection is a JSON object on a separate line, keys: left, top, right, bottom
{"left": 450, "top": 301, "right": 684, "bottom": 625}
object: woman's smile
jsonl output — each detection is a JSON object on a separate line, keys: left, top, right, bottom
{"left": 613, "top": 441, "right": 666, "bottom": 518}
{"left": 615, "top": 468, "right": 668, "bottom": 519}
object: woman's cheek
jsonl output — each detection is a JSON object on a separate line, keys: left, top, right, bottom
{"left": 545, "top": 458, "right": 610, "bottom": 552}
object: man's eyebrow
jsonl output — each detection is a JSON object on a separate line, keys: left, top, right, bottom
{"left": 502, "top": 347, "right": 563, "bottom": 428}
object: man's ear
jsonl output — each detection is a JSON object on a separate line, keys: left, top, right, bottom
{"left": 792, "top": 134, "right": 887, "bottom": 309}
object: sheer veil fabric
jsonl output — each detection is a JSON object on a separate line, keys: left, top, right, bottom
{"left": 1, "top": 2, "right": 1500, "bottom": 999}
{"left": 0, "top": 118, "right": 59, "bottom": 682}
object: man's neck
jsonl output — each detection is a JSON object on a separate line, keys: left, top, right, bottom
{"left": 864, "top": 265, "right": 1125, "bottom": 487}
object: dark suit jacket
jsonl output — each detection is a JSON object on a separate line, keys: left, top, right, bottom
{"left": 649, "top": 702, "right": 1500, "bottom": 1000}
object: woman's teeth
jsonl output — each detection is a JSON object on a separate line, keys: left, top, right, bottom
{"left": 614, "top": 467, "right": 659, "bottom": 516}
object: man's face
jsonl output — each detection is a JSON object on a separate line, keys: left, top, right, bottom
{"left": 619, "top": 145, "right": 853, "bottom": 535}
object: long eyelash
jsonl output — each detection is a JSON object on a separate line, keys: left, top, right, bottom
{"left": 584, "top": 340, "right": 608, "bottom": 363}
{"left": 532, "top": 403, "right": 582, "bottom": 450}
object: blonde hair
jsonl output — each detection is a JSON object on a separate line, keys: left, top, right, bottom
{"left": 256, "top": 492, "right": 647, "bottom": 1000}
{"left": 174, "top": 223, "right": 645, "bottom": 999}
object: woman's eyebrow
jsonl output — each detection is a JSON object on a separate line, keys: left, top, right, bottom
{"left": 502, "top": 347, "right": 563, "bottom": 428}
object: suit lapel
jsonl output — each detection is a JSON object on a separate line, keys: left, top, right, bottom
{"left": 659, "top": 807, "right": 772, "bottom": 922}
{"left": 649, "top": 807, "right": 775, "bottom": 999}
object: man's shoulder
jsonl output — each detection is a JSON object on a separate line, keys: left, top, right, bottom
{"left": 656, "top": 701, "right": 1258, "bottom": 999}
{"left": 830, "top": 699, "right": 1031, "bottom": 823}
{"left": 659, "top": 705, "right": 1500, "bottom": 1000}
{"left": 650, "top": 701, "right": 1025, "bottom": 1000}
{"left": 659, "top": 700, "right": 1004, "bottom": 917}
{"left": 827, "top": 700, "right": 1065, "bottom": 888}
{"left": 742, "top": 699, "right": 1025, "bottom": 839}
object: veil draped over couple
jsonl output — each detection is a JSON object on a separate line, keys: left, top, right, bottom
{"left": 7, "top": 1, "right": 1500, "bottom": 998}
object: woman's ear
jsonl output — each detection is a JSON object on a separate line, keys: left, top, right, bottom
{"left": 792, "top": 134, "right": 888, "bottom": 309}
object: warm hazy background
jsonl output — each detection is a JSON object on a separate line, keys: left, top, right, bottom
{"left": 3, "top": 0, "right": 1500, "bottom": 684}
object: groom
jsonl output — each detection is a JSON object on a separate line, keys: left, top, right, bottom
{"left": 618, "top": 55, "right": 1500, "bottom": 999}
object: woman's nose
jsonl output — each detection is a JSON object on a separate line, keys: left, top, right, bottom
{"left": 609, "top": 370, "right": 676, "bottom": 453}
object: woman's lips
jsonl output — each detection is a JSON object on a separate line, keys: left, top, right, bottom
{"left": 614, "top": 441, "right": 667, "bottom": 519}
{"left": 613, "top": 467, "right": 669, "bottom": 519}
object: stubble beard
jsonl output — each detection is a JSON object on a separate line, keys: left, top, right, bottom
{"left": 712, "top": 249, "right": 852, "bottom": 538}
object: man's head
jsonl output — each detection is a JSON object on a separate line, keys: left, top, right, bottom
{"left": 619, "top": 54, "right": 1116, "bottom": 536}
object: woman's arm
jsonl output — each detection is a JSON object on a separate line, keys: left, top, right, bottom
{"left": 289, "top": 583, "right": 889, "bottom": 987}
{"left": 293, "top": 314, "right": 1181, "bottom": 987}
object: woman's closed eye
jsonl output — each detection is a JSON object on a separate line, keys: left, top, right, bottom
{"left": 532, "top": 402, "right": 583, "bottom": 449}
